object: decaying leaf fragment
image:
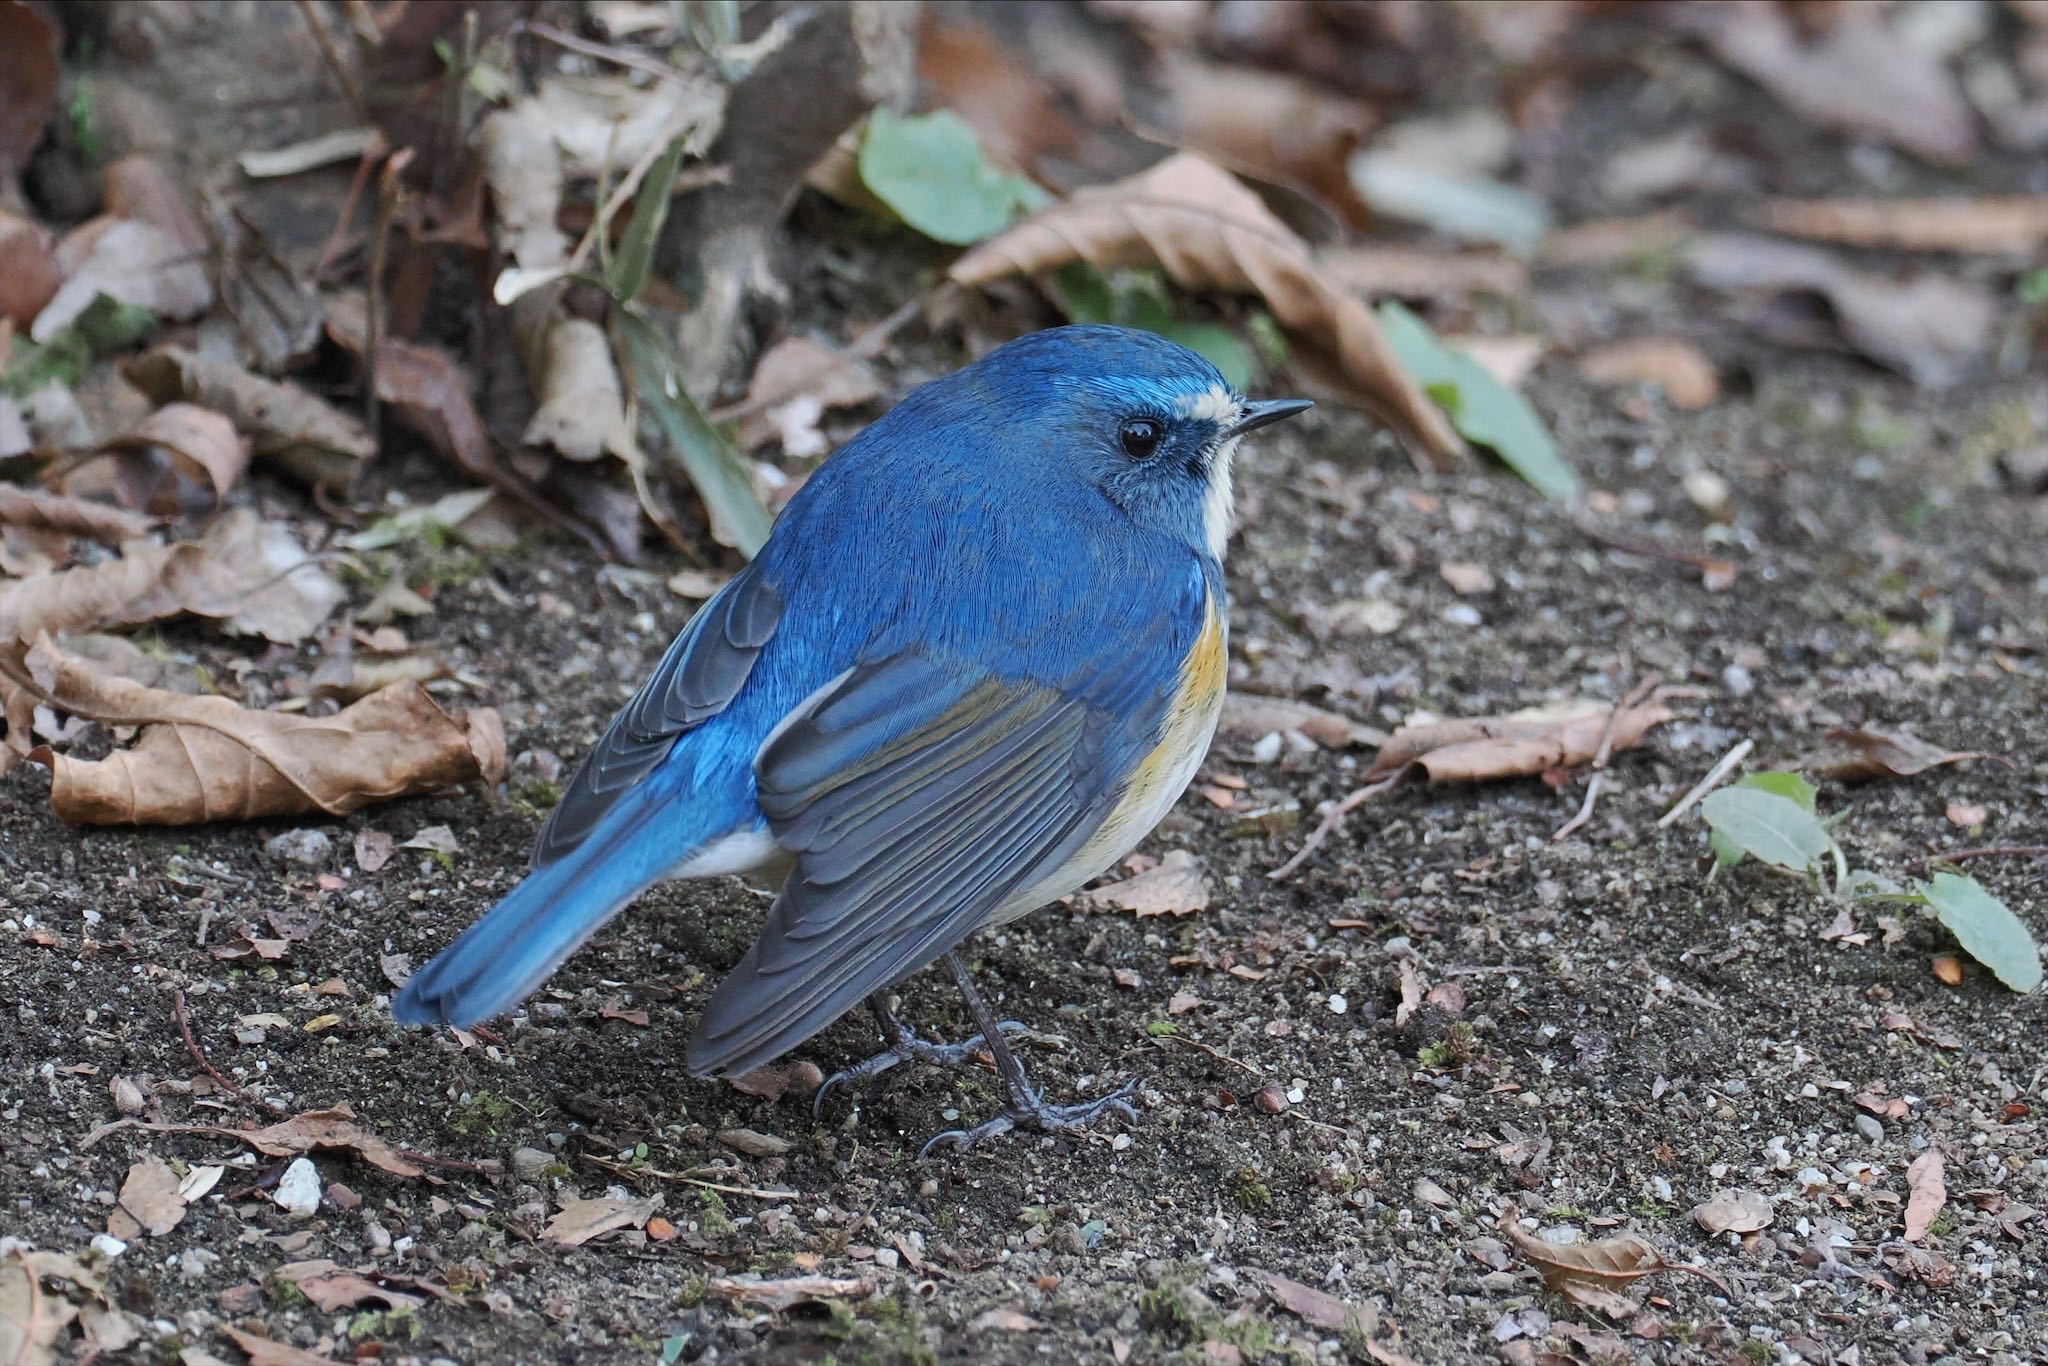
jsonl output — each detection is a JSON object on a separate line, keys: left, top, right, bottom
{"left": 0, "top": 486, "right": 157, "bottom": 544}
{"left": 543, "top": 1195, "right": 658, "bottom": 1248}
{"left": 0, "top": 507, "right": 341, "bottom": 646}
{"left": 123, "top": 346, "right": 375, "bottom": 488}
{"left": 949, "top": 152, "right": 1463, "bottom": 465}
{"left": 1505, "top": 1210, "right": 1730, "bottom": 1298}
{"left": 20, "top": 637, "right": 505, "bottom": 826}
{"left": 706, "top": 1274, "right": 873, "bottom": 1312}
{"left": 1367, "top": 698, "right": 1676, "bottom": 785}
{"left": 1814, "top": 726, "right": 2009, "bottom": 782}
{"left": 1085, "top": 849, "right": 1210, "bottom": 917}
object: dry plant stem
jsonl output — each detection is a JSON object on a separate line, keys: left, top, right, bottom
{"left": 1657, "top": 738, "right": 1754, "bottom": 828}
{"left": 174, "top": 988, "right": 284, "bottom": 1114}
{"left": 580, "top": 1153, "right": 800, "bottom": 1200}
{"left": 294, "top": 0, "right": 370, "bottom": 127}
{"left": 1552, "top": 675, "right": 1664, "bottom": 841}
{"left": 708, "top": 295, "right": 929, "bottom": 425}
{"left": 311, "top": 134, "right": 390, "bottom": 284}
{"left": 1574, "top": 515, "right": 1735, "bottom": 580}
{"left": 1267, "top": 769, "right": 1406, "bottom": 881}
{"left": 365, "top": 150, "right": 415, "bottom": 452}
{"left": 1146, "top": 1032, "right": 1261, "bottom": 1075}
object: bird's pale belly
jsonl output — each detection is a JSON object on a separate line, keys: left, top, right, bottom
{"left": 990, "top": 595, "right": 1228, "bottom": 924}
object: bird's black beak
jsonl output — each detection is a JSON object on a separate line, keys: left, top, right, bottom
{"left": 1223, "top": 398, "right": 1314, "bottom": 440}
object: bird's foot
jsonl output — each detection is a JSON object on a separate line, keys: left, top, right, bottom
{"left": 812, "top": 1018, "right": 1030, "bottom": 1119}
{"left": 919, "top": 1076, "right": 1140, "bottom": 1156}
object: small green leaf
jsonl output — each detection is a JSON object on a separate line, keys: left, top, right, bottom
{"left": 342, "top": 487, "right": 498, "bottom": 551}
{"left": 1710, "top": 771, "right": 1819, "bottom": 865}
{"left": 1919, "top": 871, "right": 2041, "bottom": 993}
{"left": 1374, "top": 301, "right": 1577, "bottom": 500}
{"left": 605, "top": 136, "right": 691, "bottom": 304}
{"left": 857, "top": 109, "right": 1050, "bottom": 246}
{"left": 1, "top": 293, "right": 156, "bottom": 398}
{"left": 612, "top": 309, "right": 773, "bottom": 558}
{"left": 1700, "top": 787, "right": 1835, "bottom": 875}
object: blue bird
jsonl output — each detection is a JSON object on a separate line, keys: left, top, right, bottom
{"left": 392, "top": 325, "right": 1309, "bottom": 1149}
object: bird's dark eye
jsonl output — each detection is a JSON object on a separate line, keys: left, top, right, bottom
{"left": 1118, "top": 417, "right": 1163, "bottom": 460}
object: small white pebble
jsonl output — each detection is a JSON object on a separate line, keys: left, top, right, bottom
{"left": 1326, "top": 993, "right": 1348, "bottom": 1015}
{"left": 91, "top": 1234, "right": 128, "bottom": 1258}
{"left": 273, "top": 1158, "right": 321, "bottom": 1217}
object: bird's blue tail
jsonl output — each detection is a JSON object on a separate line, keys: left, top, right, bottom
{"left": 392, "top": 776, "right": 737, "bottom": 1030}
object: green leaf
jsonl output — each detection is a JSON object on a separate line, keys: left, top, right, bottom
{"left": 1374, "top": 301, "right": 1577, "bottom": 500}
{"left": 1050, "top": 262, "right": 1256, "bottom": 388}
{"left": 1348, "top": 153, "right": 1552, "bottom": 255}
{"left": 612, "top": 309, "right": 773, "bottom": 558}
{"left": 1, "top": 293, "right": 156, "bottom": 398}
{"left": 342, "top": 487, "right": 498, "bottom": 551}
{"left": 1919, "top": 871, "right": 2042, "bottom": 993}
{"left": 605, "top": 136, "right": 690, "bottom": 304}
{"left": 1710, "top": 771, "right": 1819, "bottom": 863}
{"left": 1700, "top": 787, "right": 1835, "bottom": 875}
{"left": 857, "top": 109, "right": 1050, "bottom": 246}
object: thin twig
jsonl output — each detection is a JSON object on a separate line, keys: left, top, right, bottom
{"left": 1656, "top": 738, "right": 1754, "bottom": 829}
{"left": 294, "top": 0, "right": 370, "bottom": 126}
{"left": 1552, "top": 675, "right": 1662, "bottom": 841}
{"left": 581, "top": 1153, "right": 799, "bottom": 1200}
{"left": 1146, "top": 1032, "right": 1261, "bottom": 1076}
{"left": 311, "top": 132, "right": 390, "bottom": 284}
{"left": 1574, "top": 516, "right": 1738, "bottom": 585}
{"left": 174, "top": 989, "right": 284, "bottom": 1114}
{"left": 1920, "top": 845, "right": 2048, "bottom": 869}
{"left": 1267, "top": 769, "right": 1406, "bottom": 880}
{"left": 516, "top": 19, "right": 707, "bottom": 86}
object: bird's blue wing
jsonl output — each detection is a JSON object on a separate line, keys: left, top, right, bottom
{"left": 687, "top": 576, "right": 1212, "bottom": 1077}
{"left": 531, "top": 569, "right": 782, "bottom": 868}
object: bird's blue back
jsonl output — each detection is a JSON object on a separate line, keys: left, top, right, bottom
{"left": 393, "top": 326, "right": 1238, "bottom": 1064}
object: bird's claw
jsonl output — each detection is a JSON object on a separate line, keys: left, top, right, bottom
{"left": 812, "top": 1019, "right": 1031, "bottom": 1119}
{"left": 919, "top": 1077, "right": 1141, "bottom": 1156}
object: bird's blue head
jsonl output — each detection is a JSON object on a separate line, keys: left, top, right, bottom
{"left": 890, "top": 325, "right": 1312, "bottom": 562}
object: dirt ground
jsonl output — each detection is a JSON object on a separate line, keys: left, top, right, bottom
{"left": 5, "top": 5, "right": 2048, "bottom": 1366}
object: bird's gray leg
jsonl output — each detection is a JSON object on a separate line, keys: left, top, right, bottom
{"left": 810, "top": 990, "right": 1029, "bottom": 1119}
{"left": 919, "top": 952, "right": 1139, "bottom": 1156}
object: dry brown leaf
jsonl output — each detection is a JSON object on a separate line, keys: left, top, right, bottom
{"left": 968, "top": 1307, "right": 1046, "bottom": 1332}
{"left": 21, "top": 636, "right": 505, "bottom": 825}
{"left": 110, "top": 1154, "right": 188, "bottom": 1238}
{"left": 1687, "top": 233, "right": 1994, "bottom": 388}
{"left": 1680, "top": 0, "right": 1976, "bottom": 163}
{"left": 0, "top": 508, "right": 341, "bottom": 646}
{"left": 220, "top": 1325, "right": 345, "bottom": 1366}
{"left": 523, "top": 317, "right": 631, "bottom": 463}
{"left": 0, "top": 209, "right": 62, "bottom": 328}
{"left": 1149, "top": 54, "right": 1376, "bottom": 223}
{"left": 1904, "top": 1149, "right": 1946, "bottom": 1242}
{"left": 949, "top": 152, "right": 1464, "bottom": 465}
{"left": 0, "top": 486, "right": 157, "bottom": 544}
{"left": 1692, "top": 1189, "right": 1773, "bottom": 1235}
{"left": 918, "top": 16, "right": 1082, "bottom": 175}
{"left": 324, "top": 306, "right": 496, "bottom": 485}
{"left": 542, "top": 1195, "right": 657, "bottom": 1247}
{"left": 34, "top": 219, "right": 212, "bottom": 343}
{"left": 1816, "top": 726, "right": 2008, "bottom": 782}
{"left": 1394, "top": 958, "right": 1426, "bottom": 1027}
{"left": 737, "top": 336, "right": 885, "bottom": 456}
{"left": 123, "top": 347, "right": 375, "bottom": 488}
{"left": 1577, "top": 339, "right": 1720, "bottom": 411}
{"left": 1249, "top": 1269, "right": 1362, "bottom": 1329}
{"left": 1367, "top": 698, "right": 1675, "bottom": 785}
{"left": 707, "top": 1274, "right": 872, "bottom": 1311}
{"left": 1219, "top": 693, "right": 1383, "bottom": 748}
{"left": 270, "top": 1261, "right": 423, "bottom": 1313}
{"left": 1318, "top": 244, "right": 1528, "bottom": 301}
{"left": 1086, "top": 849, "right": 1210, "bottom": 917}
{"left": 480, "top": 101, "right": 568, "bottom": 273}
{"left": 353, "top": 828, "right": 395, "bottom": 872}
{"left": 93, "top": 403, "right": 253, "bottom": 511}
{"left": 726, "top": 1059, "right": 825, "bottom": 1101}
{"left": 1748, "top": 196, "right": 2048, "bottom": 255}
{"left": 1505, "top": 1214, "right": 1730, "bottom": 1297}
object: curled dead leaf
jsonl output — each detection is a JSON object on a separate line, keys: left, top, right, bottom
{"left": 20, "top": 636, "right": 505, "bottom": 825}
{"left": 0, "top": 486, "right": 158, "bottom": 544}
{"left": 523, "top": 317, "right": 631, "bottom": 463}
{"left": 1748, "top": 196, "right": 2048, "bottom": 255}
{"left": 1504, "top": 1210, "right": 1730, "bottom": 1297}
{"left": 0, "top": 508, "right": 341, "bottom": 646}
{"left": 92, "top": 402, "right": 253, "bottom": 512}
{"left": 1220, "top": 693, "right": 1383, "bottom": 748}
{"left": 1368, "top": 698, "right": 1676, "bottom": 785}
{"left": 707, "top": 1274, "right": 872, "bottom": 1312}
{"left": 949, "top": 152, "right": 1463, "bottom": 465}
{"left": 111, "top": 1155, "right": 189, "bottom": 1238}
{"left": 1815, "top": 726, "right": 2009, "bottom": 782}
{"left": 543, "top": 1195, "right": 658, "bottom": 1247}
{"left": 123, "top": 347, "right": 375, "bottom": 488}
{"left": 1692, "top": 1189, "right": 1772, "bottom": 1236}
